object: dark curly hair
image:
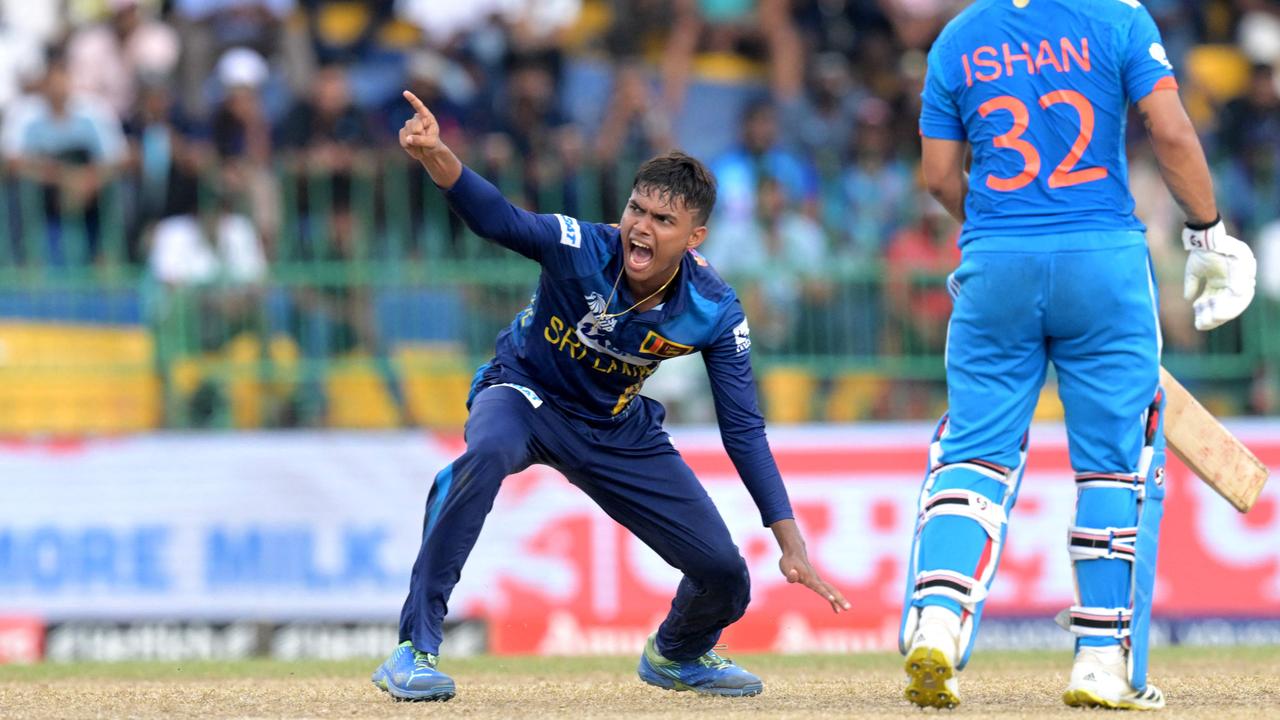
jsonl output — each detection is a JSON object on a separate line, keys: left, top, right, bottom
{"left": 631, "top": 151, "right": 718, "bottom": 226}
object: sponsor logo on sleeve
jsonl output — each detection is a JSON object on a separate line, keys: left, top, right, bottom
{"left": 639, "top": 330, "right": 696, "bottom": 359}
{"left": 1149, "top": 43, "right": 1173, "bottom": 70}
{"left": 494, "top": 383, "right": 544, "bottom": 408}
{"left": 733, "top": 319, "right": 751, "bottom": 353}
{"left": 556, "top": 214, "right": 581, "bottom": 248}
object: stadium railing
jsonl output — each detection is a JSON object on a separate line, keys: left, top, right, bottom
{"left": 0, "top": 159, "right": 1273, "bottom": 432}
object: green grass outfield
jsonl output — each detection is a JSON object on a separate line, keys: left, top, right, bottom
{"left": 1, "top": 646, "right": 1278, "bottom": 719}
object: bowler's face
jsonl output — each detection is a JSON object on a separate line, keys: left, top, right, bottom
{"left": 618, "top": 187, "right": 702, "bottom": 286}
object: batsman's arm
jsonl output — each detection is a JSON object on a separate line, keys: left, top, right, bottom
{"left": 918, "top": 39, "right": 968, "bottom": 224}
{"left": 399, "top": 90, "right": 560, "bottom": 261}
{"left": 1135, "top": 89, "right": 1218, "bottom": 226}
{"left": 1137, "top": 89, "right": 1257, "bottom": 331}
{"left": 921, "top": 137, "right": 968, "bottom": 224}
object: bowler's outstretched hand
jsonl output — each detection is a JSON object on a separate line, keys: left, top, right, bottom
{"left": 400, "top": 90, "right": 441, "bottom": 162}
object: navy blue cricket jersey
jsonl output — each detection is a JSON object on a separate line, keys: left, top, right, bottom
{"left": 443, "top": 167, "right": 792, "bottom": 525}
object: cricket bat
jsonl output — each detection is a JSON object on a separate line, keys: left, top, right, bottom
{"left": 1160, "top": 366, "right": 1270, "bottom": 513}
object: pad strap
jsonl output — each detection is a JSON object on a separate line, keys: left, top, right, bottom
{"left": 1075, "top": 471, "right": 1144, "bottom": 493}
{"left": 1068, "top": 525, "right": 1138, "bottom": 562}
{"left": 912, "top": 569, "right": 988, "bottom": 609}
{"left": 1056, "top": 606, "right": 1133, "bottom": 638}
{"left": 922, "top": 489, "right": 1007, "bottom": 541}
{"left": 930, "top": 459, "right": 1011, "bottom": 486}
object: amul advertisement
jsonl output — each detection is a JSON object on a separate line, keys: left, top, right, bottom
{"left": 1, "top": 425, "right": 1277, "bottom": 660}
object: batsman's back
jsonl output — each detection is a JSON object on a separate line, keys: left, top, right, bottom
{"left": 922, "top": 0, "right": 1177, "bottom": 242}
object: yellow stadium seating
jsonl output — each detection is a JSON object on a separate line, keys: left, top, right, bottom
{"left": 0, "top": 322, "right": 160, "bottom": 433}
{"left": 825, "top": 371, "right": 889, "bottom": 422}
{"left": 397, "top": 343, "right": 473, "bottom": 430}
{"left": 761, "top": 366, "right": 816, "bottom": 424}
{"left": 324, "top": 354, "right": 405, "bottom": 429}
{"left": 1033, "top": 382, "right": 1066, "bottom": 422}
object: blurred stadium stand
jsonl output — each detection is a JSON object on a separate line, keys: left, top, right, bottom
{"left": 0, "top": 0, "right": 1278, "bottom": 433}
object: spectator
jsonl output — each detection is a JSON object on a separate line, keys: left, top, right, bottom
{"left": 301, "top": 0, "right": 396, "bottom": 65}
{"left": 279, "top": 63, "right": 377, "bottom": 260}
{"left": 828, "top": 97, "right": 914, "bottom": 262}
{"left": 594, "top": 60, "right": 673, "bottom": 218}
{"left": 790, "top": 0, "right": 895, "bottom": 60}
{"left": 396, "top": 0, "right": 505, "bottom": 47}
{"left": 1216, "top": 63, "right": 1280, "bottom": 159}
{"left": 705, "top": 174, "right": 829, "bottom": 353}
{"left": 148, "top": 193, "right": 267, "bottom": 290}
{"left": 173, "top": 0, "right": 300, "bottom": 116}
{"left": 882, "top": 195, "right": 959, "bottom": 355}
{"left": 124, "top": 81, "right": 208, "bottom": 260}
{"left": 875, "top": 0, "right": 967, "bottom": 49}
{"left": 711, "top": 99, "right": 819, "bottom": 232}
{"left": 503, "top": 0, "right": 583, "bottom": 62}
{"left": 278, "top": 67, "right": 403, "bottom": 426}
{"left": 284, "top": 208, "right": 408, "bottom": 428}
{"left": 1260, "top": 217, "right": 1280, "bottom": 304}
{"left": 148, "top": 188, "right": 268, "bottom": 427}
{"left": 493, "top": 57, "right": 578, "bottom": 213}
{"left": 210, "top": 47, "right": 281, "bottom": 248}
{"left": 779, "top": 52, "right": 866, "bottom": 175}
{"left": 661, "top": 0, "right": 804, "bottom": 115}
{"left": 604, "top": 0, "right": 677, "bottom": 58}
{"left": 0, "top": 1, "right": 50, "bottom": 110}
{"left": 1215, "top": 71, "right": 1280, "bottom": 238}
{"left": 879, "top": 193, "right": 958, "bottom": 418}
{"left": 66, "top": 0, "right": 180, "bottom": 117}
{"left": 2, "top": 49, "right": 127, "bottom": 264}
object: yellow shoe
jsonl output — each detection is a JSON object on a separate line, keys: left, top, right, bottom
{"left": 1062, "top": 646, "right": 1165, "bottom": 710}
{"left": 903, "top": 608, "right": 962, "bottom": 709}
{"left": 904, "top": 644, "right": 960, "bottom": 709}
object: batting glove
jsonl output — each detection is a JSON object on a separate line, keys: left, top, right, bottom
{"left": 1182, "top": 217, "right": 1256, "bottom": 331}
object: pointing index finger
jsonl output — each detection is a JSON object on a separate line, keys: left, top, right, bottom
{"left": 403, "top": 90, "right": 432, "bottom": 119}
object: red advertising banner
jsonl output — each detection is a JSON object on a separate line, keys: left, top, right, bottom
{"left": 1, "top": 426, "right": 1275, "bottom": 657}
{"left": 463, "top": 425, "right": 1280, "bottom": 655}
{"left": 0, "top": 617, "right": 45, "bottom": 664}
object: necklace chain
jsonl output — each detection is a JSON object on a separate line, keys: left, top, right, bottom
{"left": 598, "top": 262, "right": 681, "bottom": 321}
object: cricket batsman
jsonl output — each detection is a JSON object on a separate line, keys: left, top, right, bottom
{"left": 899, "top": 0, "right": 1256, "bottom": 710}
{"left": 371, "top": 91, "right": 850, "bottom": 702}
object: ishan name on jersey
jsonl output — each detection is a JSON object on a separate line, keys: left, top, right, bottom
{"left": 960, "top": 37, "right": 1090, "bottom": 86}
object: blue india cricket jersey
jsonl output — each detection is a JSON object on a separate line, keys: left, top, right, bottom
{"left": 920, "top": 0, "right": 1177, "bottom": 242}
{"left": 443, "top": 167, "right": 790, "bottom": 524}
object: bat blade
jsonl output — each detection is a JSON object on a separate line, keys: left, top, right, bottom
{"left": 1160, "top": 366, "right": 1269, "bottom": 512}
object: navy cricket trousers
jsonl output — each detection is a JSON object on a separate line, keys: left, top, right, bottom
{"left": 398, "top": 383, "right": 751, "bottom": 660}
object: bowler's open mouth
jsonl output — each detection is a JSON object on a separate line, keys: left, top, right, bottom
{"left": 627, "top": 237, "right": 654, "bottom": 272}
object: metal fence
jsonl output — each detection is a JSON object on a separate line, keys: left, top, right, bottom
{"left": 0, "top": 159, "right": 1275, "bottom": 432}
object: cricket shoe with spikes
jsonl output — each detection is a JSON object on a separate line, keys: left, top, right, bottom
{"left": 1063, "top": 645, "right": 1165, "bottom": 710}
{"left": 637, "top": 634, "right": 764, "bottom": 697}
{"left": 904, "top": 606, "right": 962, "bottom": 709}
{"left": 371, "top": 640, "right": 456, "bottom": 701}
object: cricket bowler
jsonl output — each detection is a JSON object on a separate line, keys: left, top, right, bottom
{"left": 371, "top": 90, "right": 850, "bottom": 702}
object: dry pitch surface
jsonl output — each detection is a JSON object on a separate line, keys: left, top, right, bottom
{"left": 1, "top": 647, "right": 1277, "bottom": 719}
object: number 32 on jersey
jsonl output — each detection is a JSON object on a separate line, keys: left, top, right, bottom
{"left": 979, "top": 90, "right": 1106, "bottom": 191}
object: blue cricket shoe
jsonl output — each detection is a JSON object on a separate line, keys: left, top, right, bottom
{"left": 637, "top": 634, "right": 764, "bottom": 697}
{"left": 371, "top": 640, "right": 456, "bottom": 701}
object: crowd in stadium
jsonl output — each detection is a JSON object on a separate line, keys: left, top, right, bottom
{"left": 0, "top": 0, "right": 1278, "bottom": 424}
